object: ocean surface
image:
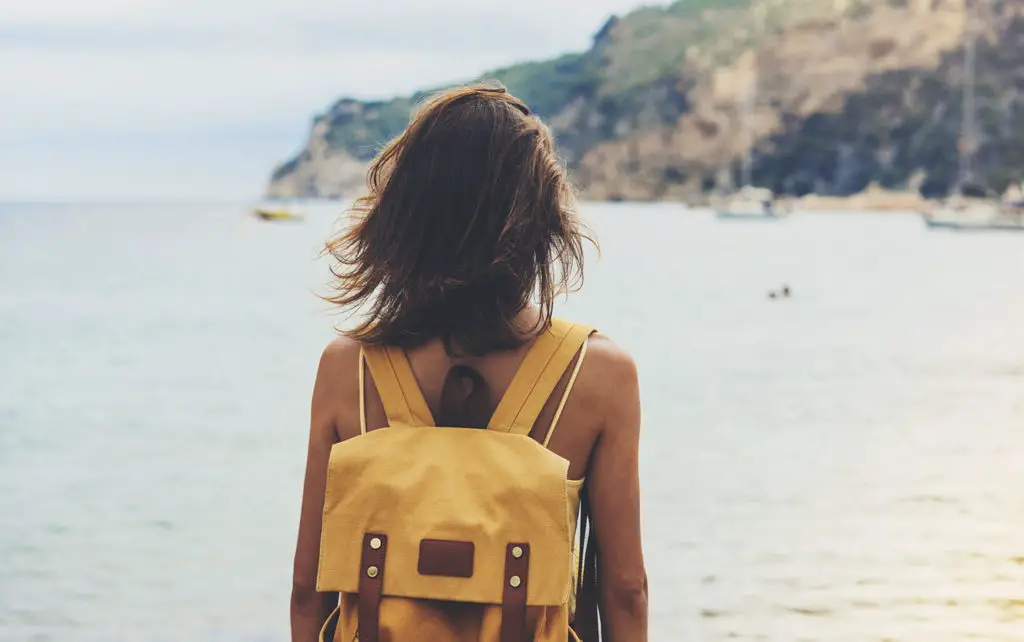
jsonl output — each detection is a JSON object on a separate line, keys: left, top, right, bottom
{"left": 1, "top": 202, "right": 1023, "bottom": 642}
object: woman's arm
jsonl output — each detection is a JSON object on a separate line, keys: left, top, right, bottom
{"left": 588, "top": 344, "right": 648, "bottom": 642}
{"left": 291, "top": 343, "right": 351, "bottom": 642}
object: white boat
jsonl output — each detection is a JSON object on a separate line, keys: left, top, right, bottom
{"left": 715, "top": 6, "right": 786, "bottom": 221}
{"left": 714, "top": 187, "right": 787, "bottom": 219}
{"left": 920, "top": 3, "right": 1021, "bottom": 232}
{"left": 924, "top": 200, "right": 1024, "bottom": 231}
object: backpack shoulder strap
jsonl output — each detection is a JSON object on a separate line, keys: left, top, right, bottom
{"left": 360, "top": 344, "right": 435, "bottom": 429}
{"left": 487, "top": 319, "right": 595, "bottom": 436}
{"left": 572, "top": 483, "right": 601, "bottom": 642}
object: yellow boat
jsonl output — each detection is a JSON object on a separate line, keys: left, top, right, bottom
{"left": 253, "top": 207, "right": 304, "bottom": 222}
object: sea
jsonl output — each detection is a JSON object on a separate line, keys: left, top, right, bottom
{"left": 1, "top": 201, "right": 1023, "bottom": 642}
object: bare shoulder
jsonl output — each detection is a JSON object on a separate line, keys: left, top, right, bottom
{"left": 319, "top": 335, "right": 361, "bottom": 373}
{"left": 575, "top": 332, "right": 640, "bottom": 413}
{"left": 584, "top": 332, "right": 639, "bottom": 387}
{"left": 309, "top": 335, "right": 363, "bottom": 439}
{"left": 313, "top": 335, "right": 362, "bottom": 400}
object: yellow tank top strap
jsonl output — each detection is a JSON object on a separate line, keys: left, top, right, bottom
{"left": 543, "top": 336, "right": 591, "bottom": 447}
{"left": 361, "top": 344, "right": 436, "bottom": 429}
{"left": 487, "top": 319, "right": 595, "bottom": 436}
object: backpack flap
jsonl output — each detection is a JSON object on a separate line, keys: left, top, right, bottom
{"left": 317, "top": 426, "right": 575, "bottom": 608}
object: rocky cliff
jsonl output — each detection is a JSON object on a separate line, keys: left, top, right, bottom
{"left": 267, "top": 0, "right": 1024, "bottom": 201}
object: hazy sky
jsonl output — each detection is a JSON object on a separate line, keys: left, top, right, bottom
{"left": 1, "top": 0, "right": 660, "bottom": 200}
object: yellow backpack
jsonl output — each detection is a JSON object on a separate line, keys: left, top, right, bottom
{"left": 317, "top": 319, "right": 600, "bottom": 642}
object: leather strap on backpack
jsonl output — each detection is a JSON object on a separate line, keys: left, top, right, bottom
{"left": 358, "top": 533, "right": 388, "bottom": 642}
{"left": 501, "top": 542, "right": 531, "bottom": 642}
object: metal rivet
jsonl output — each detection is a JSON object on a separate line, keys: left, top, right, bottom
{"left": 370, "top": 537, "right": 382, "bottom": 550}
{"left": 367, "top": 566, "right": 379, "bottom": 578}
{"left": 512, "top": 546, "right": 523, "bottom": 559}
{"left": 509, "top": 575, "right": 521, "bottom": 588}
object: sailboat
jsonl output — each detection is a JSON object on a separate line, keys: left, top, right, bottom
{"left": 715, "top": 8, "right": 787, "bottom": 220}
{"left": 922, "top": 2, "right": 1024, "bottom": 232}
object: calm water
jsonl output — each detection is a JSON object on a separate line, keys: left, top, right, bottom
{"left": 2, "top": 202, "right": 1023, "bottom": 642}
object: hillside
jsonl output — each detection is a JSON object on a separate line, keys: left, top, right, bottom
{"left": 267, "top": 0, "right": 1024, "bottom": 201}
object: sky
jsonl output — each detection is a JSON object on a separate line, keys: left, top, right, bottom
{"left": 0, "top": 0, "right": 660, "bottom": 201}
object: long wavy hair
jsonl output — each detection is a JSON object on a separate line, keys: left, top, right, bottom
{"left": 323, "top": 84, "right": 593, "bottom": 355}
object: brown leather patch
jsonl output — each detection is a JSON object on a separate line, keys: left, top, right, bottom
{"left": 501, "top": 542, "right": 530, "bottom": 642}
{"left": 417, "top": 539, "right": 475, "bottom": 578}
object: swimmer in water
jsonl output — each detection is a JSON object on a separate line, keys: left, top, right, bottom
{"left": 768, "top": 285, "right": 792, "bottom": 300}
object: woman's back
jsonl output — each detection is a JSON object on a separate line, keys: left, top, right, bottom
{"left": 291, "top": 85, "right": 647, "bottom": 642}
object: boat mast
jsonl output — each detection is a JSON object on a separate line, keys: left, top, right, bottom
{"left": 740, "top": 71, "right": 755, "bottom": 190}
{"left": 958, "top": 0, "right": 977, "bottom": 188}
{"left": 741, "top": 5, "right": 765, "bottom": 190}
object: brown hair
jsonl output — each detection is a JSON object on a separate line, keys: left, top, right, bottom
{"left": 323, "top": 84, "right": 592, "bottom": 355}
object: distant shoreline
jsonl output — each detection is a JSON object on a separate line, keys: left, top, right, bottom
{"left": 681, "top": 187, "right": 929, "bottom": 213}
{"left": 789, "top": 189, "right": 928, "bottom": 213}
{"left": 261, "top": 190, "right": 946, "bottom": 214}
{"left": 788, "top": 192, "right": 927, "bottom": 213}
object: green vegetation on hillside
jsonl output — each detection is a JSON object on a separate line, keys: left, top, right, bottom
{"left": 322, "top": 98, "right": 412, "bottom": 161}
{"left": 296, "top": 0, "right": 774, "bottom": 164}
{"left": 489, "top": 54, "right": 601, "bottom": 118}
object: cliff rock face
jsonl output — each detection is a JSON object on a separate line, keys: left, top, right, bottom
{"left": 266, "top": 109, "right": 370, "bottom": 199}
{"left": 267, "top": 0, "right": 1024, "bottom": 201}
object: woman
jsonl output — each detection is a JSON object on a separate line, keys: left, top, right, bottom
{"left": 291, "top": 85, "right": 646, "bottom": 642}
